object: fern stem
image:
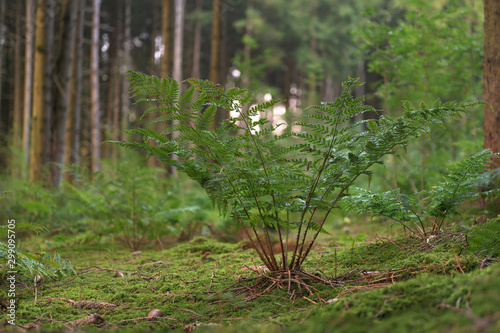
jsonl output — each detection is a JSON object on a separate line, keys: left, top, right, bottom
{"left": 297, "top": 151, "right": 393, "bottom": 269}
{"left": 237, "top": 106, "right": 284, "bottom": 269}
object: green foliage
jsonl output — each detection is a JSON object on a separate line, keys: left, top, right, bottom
{"left": 342, "top": 150, "right": 500, "bottom": 237}
{"left": 62, "top": 154, "right": 218, "bottom": 249}
{"left": 0, "top": 245, "right": 75, "bottom": 279}
{"left": 356, "top": 1, "right": 484, "bottom": 193}
{"left": 342, "top": 234, "right": 367, "bottom": 249}
{"left": 111, "top": 70, "right": 480, "bottom": 272}
{"left": 467, "top": 218, "right": 500, "bottom": 258}
{"left": 0, "top": 153, "right": 223, "bottom": 251}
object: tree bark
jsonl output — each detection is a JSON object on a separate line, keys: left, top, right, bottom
{"left": 112, "top": 0, "right": 123, "bottom": 160}
{"left": 90, "top": 0, "right": 102, "bottom": 173}
{"left": 0, "top": 0, "right": 5, "bottom": 117}
{"left": 29, "top": 0, "right": 47, "bottom": 183}
{"left": 168, "top": 0, "right": 185, "bottom": 177}
{"left": 120, "top": 0, "right": 131, "bottom": 143}
{"left": 483, "top": 0, "right": 500, "bottom": 170}
{"left": 191, "top": 0, "right": 202, "bottom": 79}
{"left": 23, "top": 0, "right": 35, "bottom": 177}
{"left": 12, "top": 0, "right": 25, "bottom": 177}
{"left": 172, "top": 0, "right": 185, "bottom": 83}
{"left": 64, "top": 0, "right": 84, "bottom": 182}
{"left": 209, "top": 0, "right": 221, "bottom": 85}
{"left": 161, "top": 0, "right": 172, "bottom": 77}
{"left": 42, "top": 0, "right": 55, "bottom": 173}
{"left": 52, "top": 0, "right": 77, "bottom": 187}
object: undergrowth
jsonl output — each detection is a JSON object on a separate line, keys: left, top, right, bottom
{"left": 111, "top": 70, "right": 482, "bottom": 284}
{"left": 4, "top": 219, "right": 499, "bottom": 332}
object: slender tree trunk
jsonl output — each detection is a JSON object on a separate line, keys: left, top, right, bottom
{"left": 112, "top": 0, "right": 123, "bottom": 160}
{"left": 90, "top": 0, "right": 101, "bottom": 173}
{"left": 150, "top": 0, "right": 159, "bottom": 76}
{"left": 191, "top": 0, "right": 202, "bottom": 79}
{"left": 42, "top": 0, "right": 55, "bottom": 171}
{"left": 120, "top": 0, "right": 131, "bottom": 143}
{"left": 52, "top": 0, "right": 77, "bottom": 187}
{"left": 148, "top": 0, "right": 161, "bottom": 168}
{"left": 64, "top": 0, "right": 84, "bottom": 182}
{"left": 241, "top": 1, "right": 252, "bottom": 87}
{"left": 23, "top": 0, "right": 35, "bottom": 177}
{"left": 12, "top": 0, "right": 25, "bottom": 178}
{"left": 209, "top": 0, "right": 221, "bottom": 131}
{"left": 169, "top": 0, "right": 185, "bottom": 177}
{"left": 209, "top": 0, "right": 221, "bottom": 84}
{"left": 102, "top": 0, "right": 118, "bottom": 159}
{"left": 29, "top": 0, "right": 47, "bottom": 183}
{"left": 483, "top": 0, "right": 500, "bottom": 170}
{"left": 161, "top": 0, "right": 172, "bottom": 77}
{"left": 0, "top": 0, "right": 5, "bottom": 116}
{"left": 172, "top": 0, "right": 185, "bottom": 83}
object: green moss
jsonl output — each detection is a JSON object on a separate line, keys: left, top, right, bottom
{"left": 3, "top": 224, "right": 499, "bottom": 332}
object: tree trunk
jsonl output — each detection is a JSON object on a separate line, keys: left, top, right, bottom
{"left": 42, "top": 0, "right": 55, "bottom": 173}
{"left": 209, "top": 0, "right": 221, "bottom": 85}
{"left": 52, "top": 0, "right": 77, "bottom": 187}
{"left": 169, "top": 0, "right": 185, "bottom": 177}
{"left": 112, "top": 0, "right": 123, "bottom": 160}
{"left": 148, "top": 0, "right": 162, "bottom": 168}
{"left": 102, "top": 0, "right": 119, "bottom": 160}
{"left": 150, "top": 0, "right": 159, "bottom": 76}
{"left": 12, "top": 0, "right": 25, "bottom": 177}
{"left": 120, "top": 0, "right": 131, "bottom": 143}
{"left": 64, "top": 0, "right": 84, "bottom": 182}
{"left": 161, "top": 0, "right": 172, "bottom": 77}
{"left": 29, "top": 0, "right": 47, "bottom": 183}
{"left": 483, "top": 0, "right": 500, "bottom": 170}
{"left": 0, "top": 0, "right": 5, "bottom": 117}
{"left": 23, "top": 0, "right": 35, "bottom": 177}
{"left": 191, "top": 0, "right": 202, "bottom": 79}
{"left": 172, "top": 0, "right": 185, "bottom": 83}
{"left": 90, "top": 0, "right": 102, "bottom": 173}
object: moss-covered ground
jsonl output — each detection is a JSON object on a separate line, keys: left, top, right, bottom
{"left": 2, "top": 218, "right": 500, "bottom": 332}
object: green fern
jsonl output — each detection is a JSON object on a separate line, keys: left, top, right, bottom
{"left": 467, "top": 219, "right": 500, "bottom": 258}
{"left": 110, "top": 70, "right": 481, "bottom": 272}
{"left": 342, "top": 150, "right": 500, "bottom": 237}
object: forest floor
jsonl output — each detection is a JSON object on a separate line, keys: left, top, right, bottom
{"left": 3, "top": 218, "right": 500, "bottom": 333}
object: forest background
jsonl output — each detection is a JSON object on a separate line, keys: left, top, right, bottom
{"left": 0, "top": 0, "right": 499, "bottom": 241}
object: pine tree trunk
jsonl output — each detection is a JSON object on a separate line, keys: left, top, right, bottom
{"left": 102, "top": 0, "right": 119, "bottom": 160}
{"left": 191, "top": 0, "right": 202, "bottom": 79}
{"left": 90, "top": 0, "right": 102, "bottom": 173}
{"left": 209, "top": 0, "right": 221, "bottom": 131}
{"left": 52, "top": 0, "right": 77, "bottom": 187}
{"left": 148, "top": 0, "right": 161, "bottom": 168}
{"left": 161, "top": 0, "right": 172, "bottom": 77}
{"left": 42, "top": 0, "right": 55, "bottom": 173}
{"left": 120, "top": 0, "right": 131, "bottom": 143}
{"left": 23, "top": 0, "right": 35, "bottom": 177}
{"left": 483, "top": 0, "right": 500, "bottom": 170}
{"left": 64, "top": 0, "right": 84, "bottom": 182}
{"left": 112, "top": 0, "right": 123, "bottom": 160}
{"left": 0, "top": 0, "right": 5, "bottom": 116}
{"left": 170, "top": 0, "right": 185, "bottom": 176}
{"left": 29, "top": 0, "right": 47, "bottom": 183}
{"left": 209, "top": 0, "right": 221, "bottom": 85}
{"left": 12, "top": 0, "right": 24, "bottom": 177}
{"left": 172, "top": 0, "right": 185, "bottom": 83}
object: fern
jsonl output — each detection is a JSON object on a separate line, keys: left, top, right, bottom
{"left": 467, "top": 219, "right": 500, "bottom": 258}
{"left": 110, "top": 70, "right": 481, "bottom": 272}
{"left": 342, "top": 150, "right": 500, "bottom": 237}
